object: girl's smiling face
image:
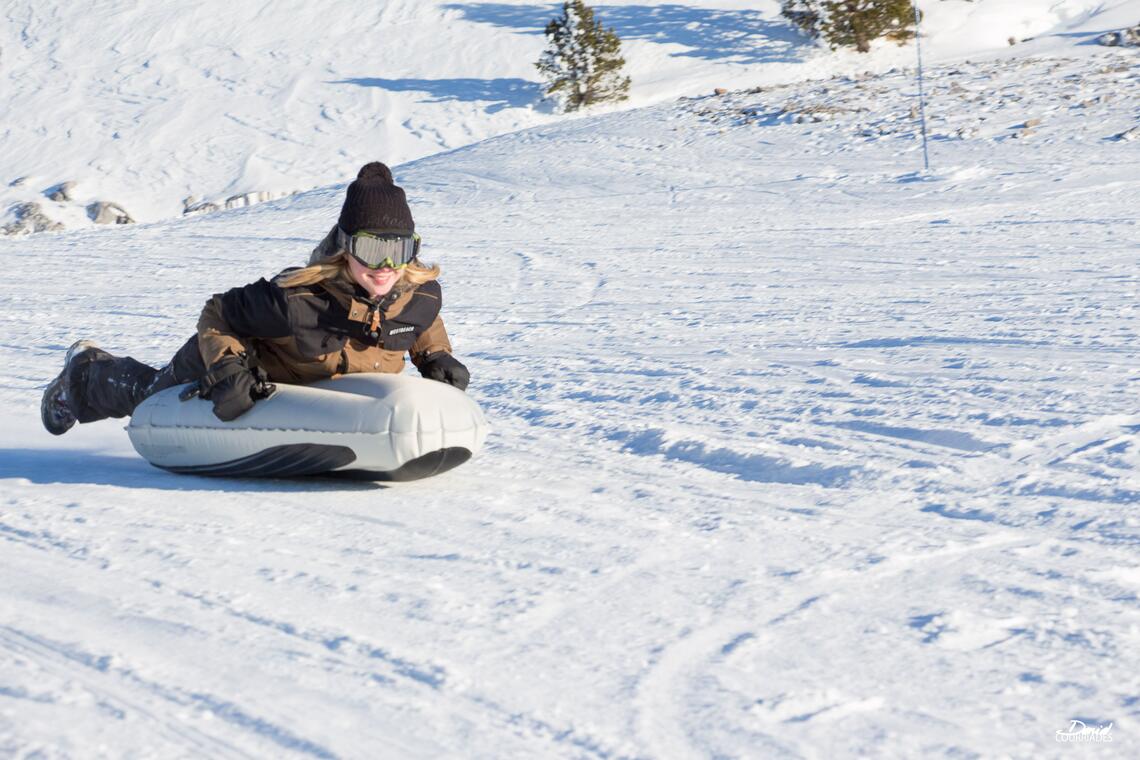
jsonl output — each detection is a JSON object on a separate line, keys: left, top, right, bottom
{"left": 347, "top": 254, "right": 404, "bottom": 298}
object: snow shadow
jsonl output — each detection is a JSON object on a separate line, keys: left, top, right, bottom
{"left": 1054, "top": 29, "right": 1130, "bottom": 46}
{"left": 920, "top": 503, "right": 997, "bottom": 523}
{"left": 443, "top": 3, "right": 804, "bottom": 64}
{"left": 332, "top": 77, "right": 543, "bottom": 112}
{"left": 610, "top": 429, "right": 857, "bottom": 487}
{"left": 0, "top": 449, "right": 385, "bottom": 492}
{"left": 831, "top": 421, "right": 996, "bottom": 453}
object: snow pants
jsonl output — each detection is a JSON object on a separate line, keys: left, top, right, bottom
{"left": 69, "top": 336, "right": 207, "bottom": 423}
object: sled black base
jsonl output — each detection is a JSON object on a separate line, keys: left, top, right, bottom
{"left": 157, "top": 443, "right": 471, "bottom": 481}
{"left": 336, "top": 447, "right": 472, "bottom": 482}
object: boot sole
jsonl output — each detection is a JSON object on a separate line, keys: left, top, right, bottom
{"left": 40, "top": 373, "right": 76, "bottom": 435}
{"left": 40, "top": 340, "right": 99, "bottom": 435}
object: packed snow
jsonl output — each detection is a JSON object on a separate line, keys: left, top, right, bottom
{"left": 2, "top": 1, "right": 1140, "bottom": 758}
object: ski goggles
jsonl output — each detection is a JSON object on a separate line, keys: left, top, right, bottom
{"left": 338, "top": 227, "right": 420, "bottom": 270}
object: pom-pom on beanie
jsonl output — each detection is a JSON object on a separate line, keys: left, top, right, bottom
{"left": 337, "top": 161, "right": 415, "bottom": 234}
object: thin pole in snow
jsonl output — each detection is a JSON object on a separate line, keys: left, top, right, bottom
{"left": 913, "top": 2, "right": 931, "bottom": 172}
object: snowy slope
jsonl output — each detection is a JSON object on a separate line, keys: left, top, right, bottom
{"left": 2, "top": 0, "right": 1136, "bottom": 228}
{"left": 1, "top": 0, "right": 790, "bottom": 225}
{"left": 2, "top": 28, "right": 1139, "bottom": 756}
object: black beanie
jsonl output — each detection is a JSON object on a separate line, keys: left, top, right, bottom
{"left": 337, "top": 162, "right": 415, "bottom": 234}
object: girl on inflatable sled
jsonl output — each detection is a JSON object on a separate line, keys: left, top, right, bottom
{"left": 42, "top": 162, "right": 470, "bottom": 435}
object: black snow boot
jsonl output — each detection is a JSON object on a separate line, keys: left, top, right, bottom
{"left": 40, "top": 339, "right": 100, "bottom": 435}
{"left": 42, "top": 335, "right": 210, "bottom": 433}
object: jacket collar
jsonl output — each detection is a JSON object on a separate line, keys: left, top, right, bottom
{"left": 321, "top": 278, "right": 415, "bottom": 325}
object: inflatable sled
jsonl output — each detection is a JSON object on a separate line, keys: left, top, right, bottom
{"left": 126, "top": 374, "right": 487, "bottom": 481}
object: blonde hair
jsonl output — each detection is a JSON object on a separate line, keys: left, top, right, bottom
{"left": 274, "top": 251, "right": 440, "bottom": 292}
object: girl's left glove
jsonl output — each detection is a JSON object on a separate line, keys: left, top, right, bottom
{"left": 420, "top": 352, "right": 470, "bottom": 391}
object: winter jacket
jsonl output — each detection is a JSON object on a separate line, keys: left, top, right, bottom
{"left": 197, "top": 275, "right": 452, "bottom": 384}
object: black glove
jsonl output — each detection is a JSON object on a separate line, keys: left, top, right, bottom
{"left": 194, "top": 355, "right": 276, "bottom": 421}
{"left": 419, "top": 352, "right": 470, "bottom": 391}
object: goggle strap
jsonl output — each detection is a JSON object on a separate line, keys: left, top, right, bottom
{"left": 336, "top": 227, "right": 353, "bottom": 255}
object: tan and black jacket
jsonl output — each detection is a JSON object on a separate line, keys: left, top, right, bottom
{"left": 197, "top": 276, "right": 452, "bottom": 384}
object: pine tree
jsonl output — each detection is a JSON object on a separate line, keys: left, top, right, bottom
{"left": 535, "top": 1, "right": 631, "bottom": 112}
{"left": 782, "top": 1, "right": 917, "bottom": 53}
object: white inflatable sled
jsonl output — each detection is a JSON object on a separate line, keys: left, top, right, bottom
{"left": 127, "top": 374, "right": 487, "bottom": 481}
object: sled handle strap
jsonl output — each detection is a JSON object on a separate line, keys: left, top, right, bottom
{"left": 178, "top": 357, "right": 249, "bottom": 402}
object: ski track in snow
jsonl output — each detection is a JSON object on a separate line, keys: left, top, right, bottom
{"left": 1, "top": 49, "right": 1140, "bottom": 759}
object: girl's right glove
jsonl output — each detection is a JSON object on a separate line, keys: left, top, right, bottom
{"left": 419, "top": 352, "right": 470, "bottom": 391}
{"left": 195, "top": 355, "right": 277, "bottom": 421}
